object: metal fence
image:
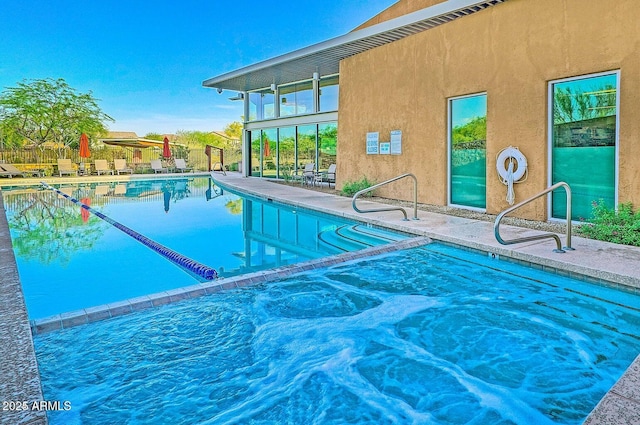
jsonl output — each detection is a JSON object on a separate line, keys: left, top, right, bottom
{"left": 0, "top": 145, "right": 235, "bottom": 175}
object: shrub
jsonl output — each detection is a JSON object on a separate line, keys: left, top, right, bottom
{"left": 341, "top": 177, "right": 376, "bottom": 197}
{"left": 578, "top": 201, "right": 640, "bottom": 246}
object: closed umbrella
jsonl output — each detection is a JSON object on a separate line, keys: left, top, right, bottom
{"left": 79, "top": 133, "right": 90, "bottom": 174}
{"left": 162, "top": 136, "right": 171, "bottom": 158}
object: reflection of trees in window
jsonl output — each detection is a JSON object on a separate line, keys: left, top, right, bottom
{"left": 297, "top": 126, "right": 316, "bottom": 166}
{"left": 553, "top": 78, "right": 617, "bottom": 147}
{"left": 319, "top": 123, "right": 337, "bottom": 170}
{"left": 553, "top": 85, "right": 616, "bottom": 124}
{"left": 451, "top": 116, "right": 486, "bottom": 149}
{"left": 278, "top": 127, "right": 295, "bottom": 178}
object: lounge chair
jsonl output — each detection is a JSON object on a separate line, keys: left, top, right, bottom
{"left": 114, "top": 159, "right": 133, "bottom": 175}
{"left": 0, "top": 164, "right": 42, "bottom": 178}
{"left": 293, "top": 163, "right": 316, "bottom": 186}
{"left": 57, "top": 159, "right": 77, "bottom": 177}
{"left": 94, "top": 159, "right": 113, "bottom": 175}
{"left": 316, "top": 164, "right": 336, "bottom": 188}
{"left": 174, "top": 158, "right": 192, "bottom": 173}
{"left": 151, "top": 159, "right": 168, "bottom": 174}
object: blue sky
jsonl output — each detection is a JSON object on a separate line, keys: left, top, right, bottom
{"left": 0, "top": 1, "right": 397, "bottom": 136}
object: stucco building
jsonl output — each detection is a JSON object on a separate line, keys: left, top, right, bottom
{"left": 204, "top": 0, "right": 639, "bottom": 222}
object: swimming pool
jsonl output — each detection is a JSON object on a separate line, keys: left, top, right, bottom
{"left": 2, "top": 177, "right": 405, "bottom": 319}
{"left": 33, "top": 243, "right": 640, "bottom": 424}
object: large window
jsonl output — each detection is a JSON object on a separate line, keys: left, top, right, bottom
{"left": 278, "top": 127, "right": 296, "bottom": 180}
{"left": 550, "top": 72, "right": 618, "bottom": 220}
{"left": 262, "top": 128, "right": 277, "bottom": 178}
{"left": 318, "top": 123, "right": 337, "bottom": 173}
{"left": 319, "top": 75, "right": 339, "bottom": 112}
{"left": 248, "top": 89, "right": 275, "bottom": 121}
{"left": 279, "top": 81, "right": 314, "bottom": 117}
{"left": 250, "top": 130, "right": 262, "bottom": 177}
{"left": 449, "top": 94, "right": 487, "bottom": 209}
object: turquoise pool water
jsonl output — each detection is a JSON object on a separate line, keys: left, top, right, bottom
{"left": 34, "top": 243, "right": 640, "bottom": 424}
{"left": 2, "top": 177, "right": 404, "bottom": 319}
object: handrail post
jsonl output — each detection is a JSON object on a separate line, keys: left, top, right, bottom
{"left": 352, "top": 173, "right": 419, "bottom": 221}
{"left": 494, "top": 182, "right": 573, "bottom": 253}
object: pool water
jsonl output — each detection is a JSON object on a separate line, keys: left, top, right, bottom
{"left": 2, "top": 177, "right": 403, "bottom": 318}
{"left": 34, "top": 244, "right": 640, "bottom": 424}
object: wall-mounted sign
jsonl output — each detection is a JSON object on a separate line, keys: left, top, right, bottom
{"left": 390, "top": 130, "right": 402, "bottom": 155}
{"left": 366, "top": 132, "right": 379, "bottom": 154}
{"left": 380, "top": 142, "right": 391, "bottom": 155}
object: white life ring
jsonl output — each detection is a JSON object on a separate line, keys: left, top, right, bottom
{"left": 496, "top": 146, "right": 527, "bottom": 183}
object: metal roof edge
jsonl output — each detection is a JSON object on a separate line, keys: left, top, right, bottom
{"left": 202, "top": 0, "right": 506, "bottom": 90}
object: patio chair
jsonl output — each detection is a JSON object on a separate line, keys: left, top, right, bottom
{"left": 174, "top": 158, "right": 192, "bottom": 173}
{"left": 292, "top": 163, "right": 315, "bottom": 186}
{"left": 151, "top": 159, "right": 168, "bottom": 174}
{"left": 0, "top": 164, "right": 42, "bottom": 178}
{"left": 94, "top": 159, "right": 114, "bottom": 175}
{"left": 316, "top": 164, "right": 336, "bottom": 188}
{"left": 114, "top": 159, "right": 133, "bottom": 175}
{"left": 57, "top": 159, "right": 77, "bottom": 177}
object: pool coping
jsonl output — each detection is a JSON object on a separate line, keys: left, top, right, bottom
{"left": 0, "top": 191, "right": 48, "bottom": 425}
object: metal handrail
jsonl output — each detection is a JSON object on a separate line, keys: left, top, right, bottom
{"left": 494, "top": 182, "right": 573, "bottom": 253}
{"left": 352, "top": 173, "right": 419, "bottom": 221}
{"left": 212, "top": 162, "right": 226, "bottom": 175}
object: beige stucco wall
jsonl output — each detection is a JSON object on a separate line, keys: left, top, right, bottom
{"left": 338, "top": 0, "right": 640, "bottom": 220}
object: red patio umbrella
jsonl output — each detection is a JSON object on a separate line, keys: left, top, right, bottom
{"left": 79, "top": 133, "right": 90, "bottom": 158}
{"left": 162, "top": 136, "right": 171, "bottom": 158}
{"left": 78, "top": 133, "right": 90, "bottom": 175}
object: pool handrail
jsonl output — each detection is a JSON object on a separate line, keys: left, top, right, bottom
{"left": 352, "top": 173, "right": 419, "bottom": 221}
{"left": 494, "top": 181, "right": 573, "bottom": 253}
{"left": 212, "top": 162, "right": 226, "bottom": 175}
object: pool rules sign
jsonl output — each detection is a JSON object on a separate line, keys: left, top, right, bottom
{"left": 366, "top": 131, "right": 402, "bottom": 155}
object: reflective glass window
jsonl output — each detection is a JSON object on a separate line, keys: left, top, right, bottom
{"left": 449, "top": 94, "right": 487, "bottom": 209}
{"left": 248, "top": 90, "right": 275, "bottom": 121}
{"left": 250, "top": 130, "right": 261, "bottom": 177}
{"left": 278, "top": 127, "right": 296, "bottom": 180}
{"left": 279, "top": 81, "right": 313, "bottom": 117}
{"left": 318, "top": 122, "right": 337, "bottom": 174}
{"left": 262, "top": 128, "right": 277, "bottom": 178}
{"left": 551, "top": 73, "right": 617, "bottom": 220}
{"left": 319, "top": 76, "right": 339, "bottom": 112}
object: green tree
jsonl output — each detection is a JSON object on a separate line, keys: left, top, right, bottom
{"left": 0, "top": 78, "right": 113, "bottom": 157}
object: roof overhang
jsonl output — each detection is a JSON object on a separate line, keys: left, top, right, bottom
{"left": 100, "top": 138, "right": 167, "bottom": 149}
{"left": 203, "top": 0, "right": 507, "bottom": 92}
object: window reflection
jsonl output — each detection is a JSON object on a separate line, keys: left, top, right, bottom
{"left": 319, "top": 75, "right": 339, "bottom": 112}
{"left": 262, "top": 128, "right": 277, "bottom": 178}
{"left": 449, "top": 94, "right": 487, "bottom": 209}
{"left": 279, "top": 81, "right": 313, "bottom": 117}
{"left": 278, "top": 127, "right": 296, "bottom": 179}
{"left": 551, "top": 73, "right": 618, "bottom": 220}
{"left": 318, "top": 123, "right": 337, "bottom": 173}
{"left": 248, "top": 89, "right": 275, "bottom": 121}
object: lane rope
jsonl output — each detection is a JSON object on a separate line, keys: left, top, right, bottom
{"left": 41, "top": 182, "right": 218, "bottom": 281}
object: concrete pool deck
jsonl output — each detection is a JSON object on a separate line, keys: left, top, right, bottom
{"left": 1, "top": 171, "right": 639, "bottom": 424}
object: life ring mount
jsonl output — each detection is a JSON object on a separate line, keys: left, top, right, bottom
{"left": 496, "top": 146, "right": 527, "bottom": 183}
